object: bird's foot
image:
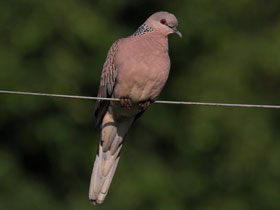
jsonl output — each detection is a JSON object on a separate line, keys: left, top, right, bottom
{"left": 139, "top": 99, "right": 153, "bottom": 110}
{"left": 120, "top": 97, "right": 133, "bottom": 109}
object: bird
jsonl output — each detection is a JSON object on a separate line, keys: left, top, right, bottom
{"left": 89, "top": 11, "right": 181, "bottom": 205}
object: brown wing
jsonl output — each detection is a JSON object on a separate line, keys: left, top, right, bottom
{"left": 94, "top": 40, "right": 119, "bottom": 128}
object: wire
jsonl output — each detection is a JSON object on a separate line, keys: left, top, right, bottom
{"left": 0, "top": 90, "right": 119, "bottom": 101}
{"left": 0, "top": 90, "right": 280, "bottom": 109}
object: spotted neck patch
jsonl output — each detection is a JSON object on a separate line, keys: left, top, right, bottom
{"left": 133, "top": 24, "right": 153, "bottom": 36}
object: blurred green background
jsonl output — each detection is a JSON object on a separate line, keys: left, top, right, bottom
{"left": 1, "top": 0, "right": 280, "bottom": 209}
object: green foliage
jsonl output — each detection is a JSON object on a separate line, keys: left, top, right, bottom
{"left": 1, "top": 0, "right": 280, "bottom": 209}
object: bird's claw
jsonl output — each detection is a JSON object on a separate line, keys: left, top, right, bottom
{"left": 139, "top": 100, "right": 152, "bottom": 110}
{"left": 120, "top": 97, "right": 133, "bottom": 109}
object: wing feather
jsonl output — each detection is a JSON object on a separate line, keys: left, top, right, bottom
{"left": 94, "top": 40, "right": 119, "bottom": 127}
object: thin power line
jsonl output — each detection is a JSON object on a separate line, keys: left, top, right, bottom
{"left": 0, "top": 90, "right": 280, "bottom": 109}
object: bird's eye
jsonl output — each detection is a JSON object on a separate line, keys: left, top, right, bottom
{"left": 160, "top": 19, "right": 167, "bottom": 25}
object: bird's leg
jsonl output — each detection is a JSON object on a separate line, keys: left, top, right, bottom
{"left": 120, "top": 97, "right": 133, "bottom": 109}
{"left": 139, "top": 99, "right": 153, "bottom": 111}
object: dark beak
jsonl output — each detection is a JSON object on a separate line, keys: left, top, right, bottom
{"left": 172, "top": 27, "right": 182, "bottom": 38}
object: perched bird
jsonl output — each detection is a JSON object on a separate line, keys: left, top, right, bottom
{"left": 89, "top": 11, "right": 181, "bottom": 205}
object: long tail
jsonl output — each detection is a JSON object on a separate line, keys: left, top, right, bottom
{"left": 89, "top": 111, "right": 133, "bottom": 205}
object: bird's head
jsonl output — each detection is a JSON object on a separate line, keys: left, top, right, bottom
{"left": 145, "top": 11, "right": 182, "bottom": 38}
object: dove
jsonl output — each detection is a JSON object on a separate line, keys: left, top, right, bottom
{"left": 89, "top": 11, "right": 181, "bottom": 205}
